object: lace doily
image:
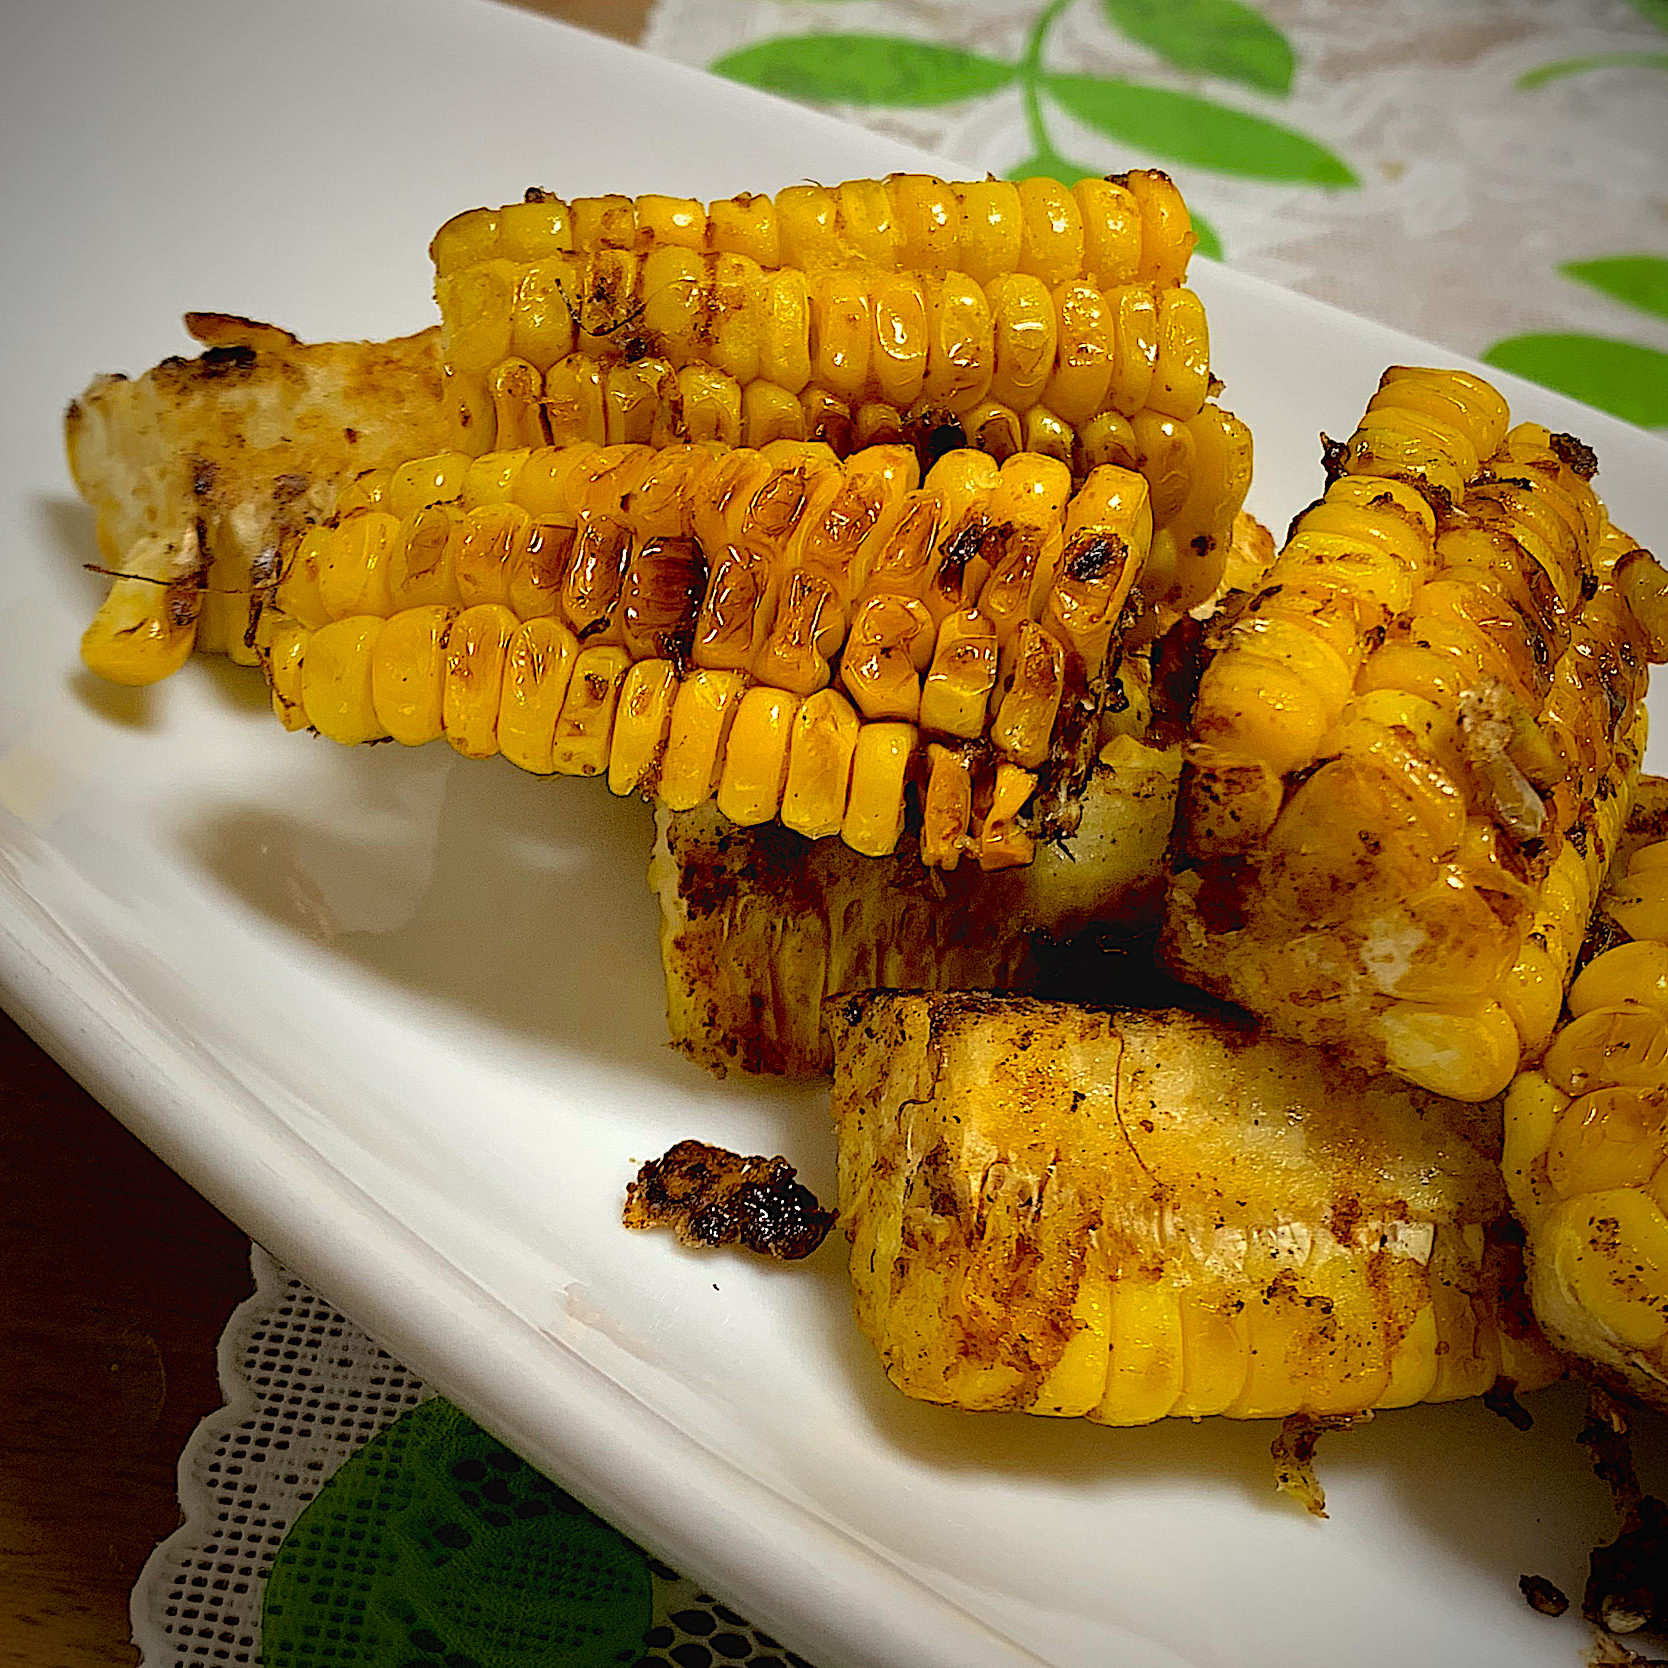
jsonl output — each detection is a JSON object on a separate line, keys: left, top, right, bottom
{"left": 130, "top": 1247, "right": 814, "bottom": 1668}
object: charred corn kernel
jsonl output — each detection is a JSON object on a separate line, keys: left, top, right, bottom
{"left": 977, "top": 761, "right": 1036, "bottom": 870}
{"left": 782, "top": 687, "right": 860, "bottom": 839}
{"left": 991, "top": 622, "right": 1065, "bottom": 770}
{"left": 920, "top": 742, "right": 976, "bottom": 869}
{"left": 442, "top": 603, "right": 517, "bottom": 759}
{"left": 606, "top": 657, "right": 679, "bottom": 796}
{"left": 658, "top": 669, "right": 747, "bottom": 812}
{"left": 1168, "top": 369, "right": 1661, "bottom": 1100}
{"left": 551, "top": 643, "right": 632, "bottom": 776}
{"left": 841, "top": 721, "right": 917, "bottom": 857}
{"left": 301, "top": 616, "right": 387, "bottom": 744}
{"left": 498, "top": 616, "right": 579, "bottom": 775}
{"left": 715, "top": 685, "right": 799, "bottom": 826}
{"left": 829, "top": 995, "right": 1554, "bottom": 1426}
{"left": 372, "top": 604, "right": 455, "bottom": 747}
{"left": 919, "top": 609, "right": 999, "bottom": 742}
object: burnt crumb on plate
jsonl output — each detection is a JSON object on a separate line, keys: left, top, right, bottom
{"left": 1520, "top": 1574, "right": 1569, "bottom": 1617}
{"left": 1270, "top": 1410, "right": 1372, "bottom": 1519}
{"left": 623, "top": 1138, "right": 834, "bottom": 1261}
{"left": 1578, "top": 1389, "right": 1668, "bottom": 1643}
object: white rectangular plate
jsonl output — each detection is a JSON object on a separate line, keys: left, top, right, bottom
{"left": 4, "top": 3, "right": 1666, "bottom": 1665}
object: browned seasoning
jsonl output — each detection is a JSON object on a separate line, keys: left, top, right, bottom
{"left": 623, "top": 1139, "right": 834, "bottom": 1261}
{"left": 1520, "top": 1574, "right": 1570, "bottom": 1618}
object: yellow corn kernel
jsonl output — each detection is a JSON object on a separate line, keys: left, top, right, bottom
{"left": 758, "top": 269, "right": 812, "bottom": 396}
{"left": 782, "top": 687, "right": 860, "bottom": 839}
{"left": 1043, "top": 280, "right": 1115, "bottom": 428}
{"left": 658, "top": 669, "right": 748, "bottom": 812}
{"left": 1544, "top": 1005, "right": 1668, "bottom": 1097}
{"left": 277, "top": 526, "right": 335, "bottom": 631}
{"left": 707, "top": 192, "right": 779, "bottom": 268}
{"left": 498, "top": 616, "right": 579, "bottom": 775}
{"left": 886, "top": 173, "right": 959, "bottom": 276}
{"left": 1095, "top": 1279, "right": 1183, "bottom": 1425}
{"left": 1379, "top": 997, "right": 1522, "bottom": 1102}
{"left": 488, "top": 359, "right": 549, "bottom": 451}
{"left": 430, "top": 207, "right": 501, "bottom": 280}
{"left": 1606, "top": 862, "right": 1668, "bottom": 944}
{"left": 80, "top": 555, "right": 201, "bottom": 686}
{"left": 452, "top": 502, "right": 528, "bottom": 610}
{"left": 1570, "top": 941, "right": 1668, "bottom": 1019}
{"left": 301, "top": 615, "right": 387, "bottom": 744}
{"left": 544, "top": 355, "right": 605, "bottom": 447}
{"left": 1121, "top": 170, "right": 1195, "bottom": 286}
{"left": 386, "top": 452, "right": 470, "bottom": 520}
{"left": 443, "top": 602, "right": 519, "bottom": 760}
{"left": 498, "top": 195, "right": 573, "bottom": 261}
{"left": 678, "top": 365, "right": 744, "bottom": 448}
{"left": 1546, "top": 1086, "right": 1668, "bottom": 1199}
{"left": 920, "top": 608, "right": 999, "bottom": 740}
{"left": 990, "top": 622, "right": 1064, "bottom": 769}
{"left": 1547, "top": 1190, "right": 1668, "bottom": 1351}
{"left": 949, "top": 178, "right": 1022, "bottom": 286}
{"left": 985, "top": 274, "right": 1056, "bottom": 413}
{"left": 262, "top": 614, "right": 311, "bottom": 733}
{"left": 1172, "top": 1290, "right": 1251, "bottom": 1419}
{"left": 607, "top": 658, "right": 680, "bottom": 797}
{"left": 716, "top": 685, "right": 800, "bottom": 826}
{"left": 1072, "top": 176, "right": 1142, "bottom": 288}
{"left": 920, "top": 275, "right": 994, "bottom": 413}
{"left": 372, "top": 604, "right": 455, "bottom": 747}
{"left": 841, "top": 721, "right": 917, "bottom": 857}
{"left": 1149, "top": 288, "right": 1210, "bottom": 421}
{"left": 1106, "top": 285, "right": 1158, "bottom": 417}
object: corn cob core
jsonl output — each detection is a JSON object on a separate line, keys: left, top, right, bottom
{"left": 430, "top": 173, "right": 1247, "bottom": 626}
{"left": 1505, "top": 834, "right": 1668, "bottom": 1410}
{"left": 1165, "top": 369, "right": 1664, "bottom": 1102}
{"left": 261, "top": 439, "right": 1156, "bottom": 865}
{"left": 828, "top": 992, "right": 1558, "bottom": 1423}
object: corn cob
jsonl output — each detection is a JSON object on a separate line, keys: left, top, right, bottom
{"left": 261, "top": 438, "right": 1160, "bottom": 865}
{"left": 828, "top": 992, "right": 1559, "bottom": 1423}
{"left": 654, "top": 705, "right": 1182, "bottom": 1077}
{"left": 1164, "top": 368, "right": 1665, "bottom": 1102}
{"left": 69, "top": 315, "right": 449, "bottom": 684}
{"left": 1505, "top": 829, "right": 1668, "bottom": 1411}
{"left": 429, "top": 173, "right": 1248, "bottom": 625}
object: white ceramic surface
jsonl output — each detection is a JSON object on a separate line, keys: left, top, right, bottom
{"left": 4, "top": 4, "right": 1666, "bottom": 1666}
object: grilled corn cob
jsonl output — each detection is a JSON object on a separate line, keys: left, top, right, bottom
{"left": 1165, "top": 368, "right": 1665, "bottom": 1102}
{"left": 430, "top": 174, "right": 1248, "bottom": 624}
{"left": 68, "top": 315, "right": 448, "bottom": 684}
{"left": 1505, "top": 830, "right": 1668, "bottom": 1411}
{"left": 262, "top": 438, "right": 1159, "bottom": 864}
{"left": 654, "top": 713, "right": 1182, "bottom": 1076}
{"left": 828, "top": 992, "right": 1559, "bottom": 1422}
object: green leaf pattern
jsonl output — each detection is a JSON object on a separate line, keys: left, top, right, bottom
{"left": 710, "top": 0, "right": 1353, "bottom": 261}
{"left": 1100, "top": 0, "right": 1293, "bottom": 95}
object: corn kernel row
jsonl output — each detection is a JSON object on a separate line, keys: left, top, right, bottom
{"left": 1166, "top": 368, "right": 1665, "bottom": 1101}
{"left": 1504, "top": 836, "right": 1668, "bottom": 1410}
{"left": 431, "top": 172, "right": 1196, "bottom": 291}
{"left": 265, "top": 604, "right": 1033, "bottom": 866}
{"left": 443, "top": 261, "right": 1210, "bottom": 441}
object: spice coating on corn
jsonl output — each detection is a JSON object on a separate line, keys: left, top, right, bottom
{"left": 429, "top": 175, "right": 1245, "bottom": 629}
{"left": 1165, "top": 369, "right": 1666, "bottom": 1102}
{"left": 1505, "top": 832, "right": 1668, "bottom": 1411}
{"left": 261, "top": 438, "right": 1157, "bottom": 863}
{"left": 828, "top": 993, "right": 1557, "bottom": 1422}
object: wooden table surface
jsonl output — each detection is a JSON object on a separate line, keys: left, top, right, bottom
{"left": 0, "top": 7, "right": 649, "bottom": 1664}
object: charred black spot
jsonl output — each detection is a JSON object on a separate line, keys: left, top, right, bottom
{"left": 523, "top": 185, "right": 558, "bottom": 203}
{"left": 272, "top": 472, "right": 309, "bottom": 504}
{"left": 196, "top": 344, "right": 258, "bottom": 378}
{"left": 922, "top": 421, "right": 965, "bottom": 470}
{"left": 1550, "top": 431, "right": 1599, "bottom": 481}
{"left": 343, "top": 426, "right": 360, "bottom": 444}
{"left": 1065, "top": 533, "right": 1128, "bottom": 584}
{"left": 1319, "top": 433, "right": 1347, "bottom": 484}
{"left": 190, "top": 458, "right": 218, "bottom": 498}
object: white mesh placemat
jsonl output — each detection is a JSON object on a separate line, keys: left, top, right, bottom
{"left": 130, "top": 1245, "right": 815, "bottom": 1668}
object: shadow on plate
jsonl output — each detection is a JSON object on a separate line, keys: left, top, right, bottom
{"left": 179, "top": 741, "right": 747, "bottom": 1092}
